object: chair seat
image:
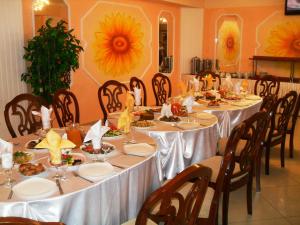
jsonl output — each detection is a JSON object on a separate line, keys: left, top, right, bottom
{"left": 200, "top": 156, "right": 247, "bottom": 183}
{"left": 122, "top": 186, "right": 215, "bottom": 225}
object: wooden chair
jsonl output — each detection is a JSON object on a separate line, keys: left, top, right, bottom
{"left": 4, "top": 93, "right": 47, "bottom": 138}
{"left": 254, "top": 75, "right": 280, "bottom": 97}
{"left": 263, "top": 91, "right": 298, "bottom": 175}
{"left": 0, "top": 217, "right": 65, "bottom": 224}
{"left": 202, "top": 112, "right": 268, "bottom": 225}
{"left": 152, "top": 73, "right": 172, "bottom": 106}
{"left": 98, "top": 80, "right": 129, "bottom": 122}
{"left": 129, "top": 77, "right": 147, "bottom": 106}
{"left": 123, "top": 164, "right": 212, "bottom": 225}
{"left": 286, "top": 93, "right": 300, "bottom": 158}
{"left": 196, "top": 71, "right": 221, "bottom": 90}
{"left": 52, "top": 89, "right": 80, "bottom": 127}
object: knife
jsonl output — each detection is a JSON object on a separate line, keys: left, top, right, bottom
{"left": 7, "top": 189, "right": 13, "bottom": 200}
{"left": 55, "top": 179, "right": 64, "bottom": 195}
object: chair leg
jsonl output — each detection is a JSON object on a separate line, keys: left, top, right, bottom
{"left": 280, "top": 136, "right": 286, "bottom": 168}
{"left": 255, "top": 151, "right": 262, "bottom": 192}
{"left": 247, "top": 175, "right": 253, "bottom": 215}
{"left": 222, "top": 190, "right": 230, "bottom": 225}
{"left": 265, "top": 144, "right": 270, "bottom": 175}
{"left": 289, "top": 131, "right": 294, "bottom": 158}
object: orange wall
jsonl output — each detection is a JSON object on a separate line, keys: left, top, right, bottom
{"left": 22, "top": 0, "right": 181, "bottom": 124}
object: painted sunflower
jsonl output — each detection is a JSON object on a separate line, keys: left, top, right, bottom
{"left": 94, "top": 12, "right": 144, "bottom": 76}
{"left": 265, "top": 21, "right": 300, "bottom": 57}
{"left": 218, "top": 21, "right": 240, "bottom": 62}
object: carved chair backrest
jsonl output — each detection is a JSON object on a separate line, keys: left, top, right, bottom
{"left": 152, "top": 73, "right": 172, "bottom": 106}
{"left": 254, "top": 75, "right": 280, "bottom": 97}
{"left": 52, "top": 89, "right": 80, "bottom": 127}
{"left": 129, "top": 76, "right": 147, "bottom": 106}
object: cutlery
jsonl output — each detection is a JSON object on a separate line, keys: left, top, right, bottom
{"left": 72, "top": 171, "right": 94, "bottom": 183}
{"left": 7, "top": 188, "right": 13, "bottom": 200}
{"left": 55, "top": 179, "right": 64, "bottom": 195}
{"left": 171, "top": 123, "right": 185, "bottom": 130}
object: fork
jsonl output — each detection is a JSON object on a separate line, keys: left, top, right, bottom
{"left": 72, "top": 171, "right": 94, "bottom": 183}
{"left": 7, "top": 186, "right": 13, "bottom": 200}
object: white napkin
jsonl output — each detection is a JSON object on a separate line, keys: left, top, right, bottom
{"left": 0, "top": 138, "right": 13, "bottom": 168}
{"left": 83, "top": 120, "right": 110, "bottom": 149}
{"left": 161, "top": 103, "right": 173, "bottom": 118}
{"left": 182, "top": 96, "right": 194, "bottom": 113}
{"left": 32, "top": 106, "right": 53, "bottom": 129}
{"left": 193, "top": 77, "right": 200, "bottom": 92}
{"left": 224, "top": 74, "right": 233, "bottom": 91}
{"left": 133, "top": 87, "right": 141, "bottom": 106}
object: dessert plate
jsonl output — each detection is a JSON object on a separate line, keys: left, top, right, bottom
{"left": 123, "top": 143, "right": 156, "bottom": 157}
{"left": 78, "top": 162, "right": 115, "bottom": 182}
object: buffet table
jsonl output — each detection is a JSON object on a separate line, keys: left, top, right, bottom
{"left": 0, "top": 132, "right": 160, "bottom": 225}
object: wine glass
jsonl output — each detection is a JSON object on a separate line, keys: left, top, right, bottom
{"left": 2, "top": 148, "right": 15, "bottom": 188}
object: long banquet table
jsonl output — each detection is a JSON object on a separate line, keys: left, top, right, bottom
{"left": 0, "top": 132, "right": 160, "bottom": 225}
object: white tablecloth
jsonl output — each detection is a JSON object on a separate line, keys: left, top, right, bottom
{"left": 0, "top": 133, "right": 160, "bottom": 225}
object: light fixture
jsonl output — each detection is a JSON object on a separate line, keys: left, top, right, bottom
{"left": 33, "top": 0, "right": 50, "bottom": 11}
{"left": 159, "top": 17, "right": 167, "bottom": 24}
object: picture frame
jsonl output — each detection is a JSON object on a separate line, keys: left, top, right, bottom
{"left": 285, "top": 0, "right": 300, "bottom": 15}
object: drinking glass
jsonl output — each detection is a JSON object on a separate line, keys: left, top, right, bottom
{"left": 66, "top": 123, "right": 83, "bottom": 148}
{"left": 2, "top": 148, "right": 14, "bottom": 188}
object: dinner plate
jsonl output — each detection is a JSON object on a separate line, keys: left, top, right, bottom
{"left": 193, "top": 112, "right": 216, "bottom": 120}
{"left": 78, "top": 162, "right": 115, "bottom": 181}
{"left": 176, "top": 122, "right": 199, "bottom": 130}
{"left": 245, "top": 95, "right": 261, "bottom": 100}
{"left": 123, "top": 143, "right": 156, "bottom": 157}
{"left": 13, "top": 177, "right": 58, "bottom": 200}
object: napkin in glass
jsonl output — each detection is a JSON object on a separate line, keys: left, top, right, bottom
{"left": 133, "top": 87, "right": 141, "bottom": 106}
{"left": 35, "top": 129, "right": 76, "bottom": 164}
{"left": 178, "top": 81, "right": 188, "bottom": 96}
{"left": 84, "top": 120, "right": 110, "bottom": 149}
{"left": 117, "top": 108, "right": 133, "bottom": 133}
{"left": 32, "top": 106, "right": 53, "bottom": 129}
{"left": 0, "top": 138, "right": 13, "bottom": 160}
{"left": 193, "top": 77, "right": 200, "bottom": 92}
{"left": 234, "top": 81, "right": 241, "bottom": 95}
{"left": 224, "top": 74, "right": 233, "bottom": 91}
{"left": 125, "top": 92, "right": 135, "bottom": 112}
{"left": 161, "top": 103, "right": 173, "bottom": 118}
{"left": 182, "top": 96, "right": 194, "bottom": 113}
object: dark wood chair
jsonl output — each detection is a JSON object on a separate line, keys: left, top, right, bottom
{"left": 123, "top": 164, "right": 212, "bottom": 225}
{"left": 196, "top": 71, "right": 221, "bottom": 90}
{"left": 52, "top": 89, "right": 80, "bottom": 127}
{"left": 254, "top": 75, "right": 280, "bottom": 97}
{"left": 129, "top": 76, "right": 147, "bottom": 106}
{"left": 286, "top": 93, "right": 300, "bottom": 158}
{"left": 4, "top": 93, "right": 47, "bottom": 138}
{"left": 0, "top": 217, "right": 65, "bottom": 225}
{"left": 98, "top": 80, "right": 129, "bottom": 122}
{"left": 152, "top": 73, "right": 172, "bottom": 106}
{"left": 263, "top": 91, "right": 298, "bottom": 175}
{"left": 202, "top": 112, "right": 268, "bottom": 225}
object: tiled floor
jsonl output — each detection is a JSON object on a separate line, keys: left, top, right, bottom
{"left": 226, "top": 120, "right": 300, "bottom": 225}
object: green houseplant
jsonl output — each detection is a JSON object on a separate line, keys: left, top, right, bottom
{"left": 22, "top": 18, "right": 83, "bottom": 103}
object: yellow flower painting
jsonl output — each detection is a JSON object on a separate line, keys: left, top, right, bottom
{"left": 265, "top": 21, "right": 300, "bottom": 57}
{"left": 94, "top": 13, "right": 144, "bottom": 76}
{"left": 217, "top": 20, "right": 241, "bottom": 64}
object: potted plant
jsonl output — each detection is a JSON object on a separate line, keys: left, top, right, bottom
{"left": 21, "top": 18, "right": 84, "bottom": 103}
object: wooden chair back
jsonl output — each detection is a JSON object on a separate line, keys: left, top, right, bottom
{"left": 152, "top": 73, "right": 172, "bottom": 106}
{"left": 98, "top": 80, "right": 129, "bottom": 122}
{"left": 0, "top": 217, "right": 65, "bottom": 225}
{"left": 129, "top": 76, "right": 147, "bottom": 106}
{"left": 4, "top": 94, "right": 47, "bottom": 138}
{"left": 52, "top": 89, "right": 80, "bottom": 127}
{"left": 196, "top": 71, "right": 221, "bottom": 90}
{"left": 254, "top": 75, "right": 280, "bottom": 97}
{"left": 135, "top": 164, "right": 212, "bottom": 225}
{"left": 289, "top": 93, "right": 300, "bottom": 133}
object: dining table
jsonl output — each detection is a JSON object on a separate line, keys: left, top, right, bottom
{"left": 0, "top": 130, "right": 160, "bottom": 225}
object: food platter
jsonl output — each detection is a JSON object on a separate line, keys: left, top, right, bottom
{"left": 102, "top": 130, "right": 124, "bottom": 140}
{"left": 80, "top": 142, "right": 118, "bottom": 160}
{"left": 25, "top": 139, "right": 48, "bottom": 153}
{"left": 131, "top": 120, "right": 156, "bottom": 129}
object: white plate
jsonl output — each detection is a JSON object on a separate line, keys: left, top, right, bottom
{"left": 13, "top": 177, "right": 58, "bottom": 200}
{"left": 245, "top": 95, "right": 261, "bottom": 100}
{"left": 46, "top": 153, "right": 86, "bottom": 171}
{"left": 123, "top": 143, "right": 156, "bottom": 157}
{"left": 193, "top": 112, "right": 216, "bottom": 120}
{"left": 78, "top": 162, "right": 115, "bottom": 181}
{"left": 176, "top": 122, "right": 199, "bottom": 130}
{"left": 80, "top": 142, "right": 118, "bottom": 160}
{"left": 102, "top": 134, "right": 125, "bottom": 141}
{"left": 230, "top": 101, "right": 251, "bottom": 107}
{"left": 13, "top": 151, "right": 35, "bottom": 164}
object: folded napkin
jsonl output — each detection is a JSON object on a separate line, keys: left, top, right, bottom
{"left": 125, "top": 92, "right": 135, "bottom": 112}
{"left": 193, "top": 77, "right": 200, "bottom": 92}
{"left": 182, "top": 96, "right": 194, "bottom": 113}
{"left": 84, "top": 120, "right": 110, "bottom": 149}
{"left": 178, "top": 81, "right": 187, "bottom": 96}
{"left": 32, "top": 106, "right": 53, "bottom": 130}
{"left": 133, "top": 87, "right": 141, "bottom": 106}
{"left": 35, "top": 129, "right": 76, "bottom": 164}
{"left": 234, "top": 81, "right": 241, "bottom": 95}
{"left": 0, "top": 139, "right": 13, "bottom": 168}
{"left": 224, "top": 74, "right": 233, "bottom": 91}
{"left": 206, "top": 74, "right": 214, "bottom": 90}
{"left": 160, "top": 103, "right": 173, "bottom": 118}
{"left": 117, "top": 108, "right": 134, "bottom": 133}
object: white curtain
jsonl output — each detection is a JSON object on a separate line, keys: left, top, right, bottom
{"left": 0, "top": 0, "right": 27, "bottom": 138}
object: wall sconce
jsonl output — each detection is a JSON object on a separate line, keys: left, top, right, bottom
{"left": 33, "top": 0, "right": 50, "bottom": 11}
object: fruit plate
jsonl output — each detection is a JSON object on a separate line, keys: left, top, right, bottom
{"left": 80, "top": 142, "right": 119, "bottom": 160}
{"left": 45, "top": 152, "right": 86, "bottom": 171}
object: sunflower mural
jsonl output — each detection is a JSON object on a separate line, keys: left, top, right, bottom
{"left": 216, "top": 19, "right": 241, "bottom": 69}
{"left": 82, "top": 2, "right": 151, "bottom": 84}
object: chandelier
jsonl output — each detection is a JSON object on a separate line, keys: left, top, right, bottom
{"left": 33, "top": 0, "right": 50, "bottom": 11}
